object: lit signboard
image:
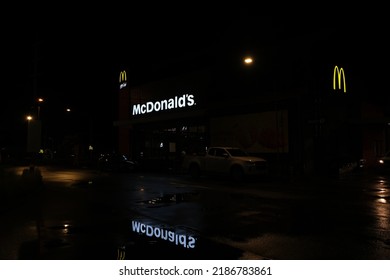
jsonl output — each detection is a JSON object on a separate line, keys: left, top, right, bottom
{"left": 132, "top": 94, "right": 195, "bottom": 115}
{"left": 119, "top": 70, "right": 127, "bottom": 89}
{"left": 333, "top": 65, "right": 346, "bottom": 93}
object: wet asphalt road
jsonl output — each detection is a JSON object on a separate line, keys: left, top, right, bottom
{"left": 1, "top": 165, "right": 390, "bottom": 260}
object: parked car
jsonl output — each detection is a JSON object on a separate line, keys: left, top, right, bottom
{"left": 181, "top": 146, "right": 268, "bottom": 181}
{"left": 97, "top": 153, "right": 138, "bottom": 172}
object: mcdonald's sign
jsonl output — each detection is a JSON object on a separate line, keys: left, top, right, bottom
{"left": 119, "top": 70, "right": 127, "bottom": 89}
{"left": 333, "top": 65, "right": 346, "bottom": 93}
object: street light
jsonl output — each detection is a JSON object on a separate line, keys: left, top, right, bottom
{"left": 26, "top": 112, "right": 41, "bottom": 154}
{"left": 243, "top": 56, "right": 253, "bottom": 65}
{"left": 37, "top": 97, "right": 44, "bottom": 120}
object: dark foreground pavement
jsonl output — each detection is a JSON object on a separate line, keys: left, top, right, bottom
{"left": 0, "top": 165, "right": 264, "bottom": 260}
{"left": 3, "top": 164, "right": 389, "bottom": 260}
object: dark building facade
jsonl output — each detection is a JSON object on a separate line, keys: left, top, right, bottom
{"left": 114, "top": 24, "right": 388, "bottom": 179}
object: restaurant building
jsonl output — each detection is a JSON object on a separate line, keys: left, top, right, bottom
{"left": 114, "top": 28, "right": 388, "bottom": 178}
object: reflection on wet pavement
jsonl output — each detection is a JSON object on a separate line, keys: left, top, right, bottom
{"left": 2, "top": 166, "right": 390, "bottom": 260}
{"left": 138, "top": 192, "right": 199, "bottom": 207}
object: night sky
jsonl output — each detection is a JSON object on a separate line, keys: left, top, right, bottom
{"left": 1, "top": 7, "right": 387, "bottom": 156}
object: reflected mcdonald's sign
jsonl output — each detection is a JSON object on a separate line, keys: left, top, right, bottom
{"left": 333, "top": 65, "right": 346, "bottom": 93}
{"left": 119, "top": 70, "right": 127, "bottom": 89}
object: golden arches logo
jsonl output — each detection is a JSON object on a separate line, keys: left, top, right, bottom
{"left": 119, "top": 70, "right": 127, "bottom": 89}
{"left": 333, "top": 65, "right": 346, "bottom": 93}
{"left": 117, "top": 245, "right": 126, "bottom": 260}
{"left": 119, "top": 70, "right": 127, "bottom": 83}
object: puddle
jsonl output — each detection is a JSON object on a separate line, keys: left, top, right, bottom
{"left": 47, "top": 224, "right": 101, "bottom": 235}
{"left": 139, "top": 192, "right": 199, "bottom": 207}
{"left": 71, "top": 180, "right": 94, "bottom": 188}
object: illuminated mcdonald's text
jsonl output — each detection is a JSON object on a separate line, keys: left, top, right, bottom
{"left": 119, "top": 70, "right": 127, "bottom": 89}
{"left": 333, "top": 65, "right": 346, "bottom": 93}
{"left": 132, "top": 94, "right": 195, "bottom": 115}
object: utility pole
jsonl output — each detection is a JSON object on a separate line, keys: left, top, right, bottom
{"left": 27, "top": 40, "right": 42, "bottom": 154}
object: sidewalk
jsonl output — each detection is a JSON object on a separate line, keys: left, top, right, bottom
{"left": 0, "top": 165, "right": 43, "bottom": 259}
{"left": 1, "top": 165, "right": 42, "bottom": 211}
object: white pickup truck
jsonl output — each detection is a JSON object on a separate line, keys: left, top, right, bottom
{"left": 181, "top": 147, "right": 268, "bottom": 181}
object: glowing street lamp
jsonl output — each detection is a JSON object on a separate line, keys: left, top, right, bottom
{"left": 243, "top": 56, "right": 253, "bottom": 65}
{"left": 37, "top": 97, "right": 44, "bottom": 120}
{"left": 26, "top": 114, "right": 41, "bottom": 153}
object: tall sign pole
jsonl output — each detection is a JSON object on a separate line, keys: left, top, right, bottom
{"left": 27, "top": 40, "right": 42, "bottom": 154}
{"left": 118, "top": 70, "right": 130, "bottom": 157}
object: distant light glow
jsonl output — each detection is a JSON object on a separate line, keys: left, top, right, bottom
{"left": 378, "top": 198, "right": 387, "bottom": 204}
{"left": 26, "top": 115, "right": 33, "bottom": 121}
{"left": 63, "top": 224, "right": 70, "bottom": 234}
{"left": 244, "top": 57, "right": 253, "bottom": 64}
